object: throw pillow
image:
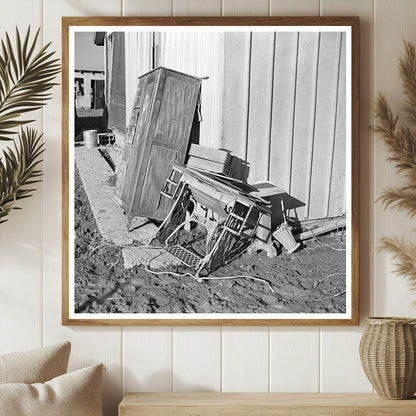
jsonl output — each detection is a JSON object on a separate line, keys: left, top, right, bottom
{"left": 0, "top": 341, "right": 71, "bottom": 384}
{"left": 0, "top": 363, "right": 104, "bottom": 416}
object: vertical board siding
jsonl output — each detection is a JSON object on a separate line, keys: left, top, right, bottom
{"left": 121, "top": 6, "right": 176, "bottom": 416}
{"left": 290, "top": 32, "right": 320, "bottom": 220}
{"left": 373, "top": 0, "right": 416, "bottom": 317}
{"left": 270, "top": 0, "right": 320, "bottom": 16}
{"left": 246, "top": 32, "right": 275, "bottom": 183}
{"left": 269, "top": 32, "right": 298, "bottom": 192}
{"left": 197, "top": 32, "right": 224, "bottom": 148}
{"left": 157, "top": 32, "right": 224, "bottom": 147}
{"left": 320, "top": 328, "right": 373, "bottom": 392}
{"left": 268, "top": 0, "right": 322, "bottom": 397}
{"left": 173, "top": 327, "right": 221, "bottom": 392}
{"left": 222, "top": 0, "right": 270, "bottom": 16}
{"left": 308, "top": 32, "right": 343, "bottom": 219}
{"left": 0, "top": 0, "right": 43, "bottom": 355}
{"left": 222, "top": 327, "right": 269, "bottom": 392}
{"left": 125, "top": 32, "right": 153, "bottom": 128}
{"left": 221, "top": 31, "right": 346, "bottom": 219}
{"left": 328, "top": 32, "right": 347, "bottom": 217}
{"left": 321, "top": 0, "right": 375, "bottom": 394}
{"left": 173, "top": 0, "right": 222, "bottom": 16}
{"left": 221, "top": 32, "right": 251, "bottom": 177}
{"left": 123, "top": 0, "right": 172, "bottom": 16}
{"left": 270, "top": 327, "right": 320, "bottom": 392}
{"left": 42, "top": 1, "right": 124, "bottom": 415}
{"left": 123, "top": 328, "right": 173, "bottom": 393}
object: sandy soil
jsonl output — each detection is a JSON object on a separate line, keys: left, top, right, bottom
{"left": 74, "top": 168, "right": 346, "bottom": 315}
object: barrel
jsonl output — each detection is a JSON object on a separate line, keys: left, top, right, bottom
{"left": 83, "top": 130, "right": 98, "bottom": 148}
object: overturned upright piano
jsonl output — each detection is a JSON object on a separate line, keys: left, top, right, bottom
{"left": 155, "top": 163, "right": 271, "bottom": 276}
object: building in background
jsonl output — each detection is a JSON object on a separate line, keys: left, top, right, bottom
{"left": 103, "top": 31, "right": 346, "bottom": 222}
{"left": 74, "top": 32, "right": 107, "bottom": 139}
{"left": 74, "top": 69, "right": 105, "bottom": 110}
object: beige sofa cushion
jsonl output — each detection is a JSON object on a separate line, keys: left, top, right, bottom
{"left": 0, "top": 342, "right": 71, "bottom": 384}
{"left": 0, "top": 363, "right": 104, "bottom": 416}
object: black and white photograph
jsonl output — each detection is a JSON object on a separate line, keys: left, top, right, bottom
{"left": 64, "top": 18, "right": 358, "bottom": 324}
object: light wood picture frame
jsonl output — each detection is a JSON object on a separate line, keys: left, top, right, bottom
{"left": 62, "top": 16, "right": 359, "bottom": 326}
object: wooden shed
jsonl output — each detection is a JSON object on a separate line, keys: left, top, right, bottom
{"left": 105, "top": 30, "right": 347, "bottom": 221}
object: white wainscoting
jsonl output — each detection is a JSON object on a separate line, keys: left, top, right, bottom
{"left": 1, "top": 1, "right": 416, "bottom": 415}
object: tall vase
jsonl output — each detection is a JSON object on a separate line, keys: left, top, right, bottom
{"left": 359, "top": 317, "right": 416, "bottom": 399}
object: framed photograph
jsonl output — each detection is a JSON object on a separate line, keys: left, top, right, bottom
{"left": 62, "top": 16, "right": 359, "bottom": 325}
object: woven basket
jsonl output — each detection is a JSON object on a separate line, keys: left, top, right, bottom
{"left": 359, "top": 317, "right": 416, "bottom": 399}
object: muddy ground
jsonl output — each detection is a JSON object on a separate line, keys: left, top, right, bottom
{"left": 74, "top": 168, "right": 346, "bottom": 315}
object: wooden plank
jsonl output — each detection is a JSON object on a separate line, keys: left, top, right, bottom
{"left": 125, "top": 32, "right": 153, "bottom": 129}
{"left": 0, "top": 0, "right": 43, "bottom": 355}
{"left": 270, "top": 328, "right": 320, "bottom": 392}
{"left": 119, "top": 392, "right": 416, "bottom": 416}
{"left": 297, "top": 218, "right": 347, "bottom": 241}
{"left": 290, "top": 32, "right": 320, "bottom": 220}
{"left": 159, "top": 31, "right": 224, "bottom": 149}
{"left": 123, "top": 0, "right": 172, "bottom": 16}
{"left": 187, "top": 157, "right": 229, "bottom": 173}
{"left": 222, "top": 0, "right": 270, "bottom": 16}
{"left": 173, "top": 0, "right": 221, "bottom": 16}
{"left": 189, "top": 144, "right": 231, "bottom": 164}
{"left": 320, "top": 328, "right": 373, "bottom": 393}
{"left": 159, "top": 32, "right": 198, "bottom": 75}
{"left": 270, "top": 0, "right": 320, "bottom": 16}
{"left": 221, "top": 32, "right": 251, "bottom": 179}
{"left": 124, "top": 328, "right": 173, "bottom": 393}
{"left": 328, "top": 32, "right": 346, "bottom": 217}
{"left": 373, "top": 0, "right": 416, "bottom": 316}
{"left": 222, "top": 327, "right": 269, "bottom": 392}
{"left": 308, "top": 32, "right": 342, "bottom": 219}
{"left": 173, "top": 327, "right": 221, "bottom": 392}
{"left": 196, "top": 31, "right": 224, "bottom": 149}
{"left": 321, "top": 0, "right": 375, "bottom": 394}
{"left": 246, "top": 32, "right": 275, "bottom": 183}
{"left": 43, "top": 3, "right": 124, "bottom": 416}
{"left": 269, "top": 32, "right": 299, "bottom": 191}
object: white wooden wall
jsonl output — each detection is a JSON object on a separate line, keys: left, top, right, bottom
{"left": 221, "top": 30, "right": 345, "bottom": 219}
{"left": 125, "top": 30, "right": 345, "bottom": 220}
{"left": 125, "top": 31, "right": 224, "bottom": 150}
{"left": 1, "top": 1, "right": 416, "bottom": 416}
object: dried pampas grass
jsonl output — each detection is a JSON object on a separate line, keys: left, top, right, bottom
{"left": 375, "top": 40, "right": 416, "bottom": 295}
{"left": 378, "top": 237, "right": 416, "bottom": 293}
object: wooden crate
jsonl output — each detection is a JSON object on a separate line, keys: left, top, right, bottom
{"left": 186, "top": 144, "right": 231, "bottom": 174}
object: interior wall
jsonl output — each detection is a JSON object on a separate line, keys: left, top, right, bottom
{"left": 1, "top": 1, "right": 416, "bottom": 416}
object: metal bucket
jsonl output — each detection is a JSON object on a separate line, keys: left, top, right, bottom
{"left": 273, "top": 223, "right": 300, "bottom": 253}
{"left": 83, "top": 129, "right": 98, "bottom": 148}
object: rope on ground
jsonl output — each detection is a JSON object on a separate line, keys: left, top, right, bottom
{"left": 313, "top": 272, "right": 345, "bottom": 289}
{"left": 144, "top": 253, "right": 275, "bottom": 293}
{"left": 324, "top": 290, "right": 346, "bottom": 300}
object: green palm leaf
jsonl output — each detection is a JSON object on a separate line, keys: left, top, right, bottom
{"left": 0, "top": 26, "right": 59, "bottom": 224}
{"left": 0, "top": 127, "right": 45, "bottom": 223}
{"left": 0, "top": 27, "right": 60, "bottom": 141}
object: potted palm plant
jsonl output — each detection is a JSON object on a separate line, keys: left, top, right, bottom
{"left": 0, "top": 27, "right": 60, "bottom": 223}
